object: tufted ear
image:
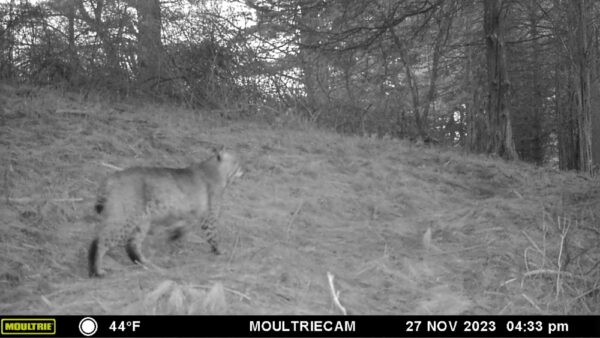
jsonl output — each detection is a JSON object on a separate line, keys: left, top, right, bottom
{"left": 212, "top": 146, "right": 225, "bottom": 161}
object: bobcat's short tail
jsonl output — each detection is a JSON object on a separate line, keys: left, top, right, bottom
{"left": 95, "top": 197, "right": 106, "bottom": 214}
{"left": 88, "top": 237, "right": 99, "bottom": 277}
{"left": 95, "top": 176, "right": 111, "bottom": 214}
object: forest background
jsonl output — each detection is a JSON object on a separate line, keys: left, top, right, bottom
{"left": 1, "top": 0, "right": 600, "bottom": 171}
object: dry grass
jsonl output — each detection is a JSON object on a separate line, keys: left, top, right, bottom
{"left": 1, "top": 86, "right": 599, "bottom": 315}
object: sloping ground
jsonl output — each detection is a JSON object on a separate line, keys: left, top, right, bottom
{"left": 1, "top": 87, "right": 599, "bottom": 315}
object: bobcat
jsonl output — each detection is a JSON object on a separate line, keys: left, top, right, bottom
{"left": 88, "top": 147, "right": 243, "bottom": 277}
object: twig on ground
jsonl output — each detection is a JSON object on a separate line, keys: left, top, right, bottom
{"left": 101, "top": 162, "right": 123, "bottom": 171}
{"left": 521, "top": 230, "right": 542, "bottom": 253}
{"left": 430, "top": 242, "right": 489, "bottom": 256}
{"left": 56, "top": 109, "right": 90, "bottom": 116}
{"left": 8, "top": 197, "right": 85, "bottom": 203}
{"left": 522, "top": 269, "right": 591, "bottom": 282}
{"left": 511, "top": 189, "right": 523, "bottom": 199}
{"left": 571, "top": 285, "right": 600, "bottom": 306}
{"left": 327, "top": 272, "right": 347, "bottom": 315}
{"left": 227, "top": 231, "right": 240, "bottom": 267}
{"left": 92, "top": 295, "right": 112, "bottom": 313}
{"left": 521, "top": 293, "right": 543, "bottom": 313}
{"left": 556, "top": 217, "right": 573, "bottom": 299}
{"left": 285, "top": 199, "right": 304, "bottom": 241}
{"left": 191, "top": 284, "right": 251, "bottom": 301}
{"left": 39, "top": 295, "right": 54, "bottom": 308}
{"left": 139, "top": 261, "right": 166, "bottom": 275}
{"left": 3, "top": 167, "right": 10, "bottom": 204}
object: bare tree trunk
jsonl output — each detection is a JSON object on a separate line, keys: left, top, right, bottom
{"left": 464, "top": 6, "right": 482, "bottom": 152}
{"left": 391, "top": 31, "right": 428, "bottom": 140}
{"left": 422, "top": 9, "right": 452, "bottom": 140}
{"left": 67, "top": 0, "right": 78, "bottom": 86}
{"left": 483, "top": 0, "right": 518, "bottom": 160}
{"left": 592, "top": 13, "right": 600, "bottom": 170}
{"left": 556, "top": 63, "right": 567, "bottom": 170}
{"left": 1, "top": 0, "right": 16, "bottom": 79}
{"left": 527, "top": 4, "right": 543, "bottom": 165}
{"left": 133, "top": 0, "right": 162, "bottom": 91}
{"left": 574, "top": 0, "right": 593, "bottom": 173}
{"left": 299, "top": 3, "right": 329, "bottom": 118}
{"left": 300, "top": 50, "right": 329, "bottom": 114}
{"left": 565, "top": 0, "right": 593, "bottom": 172}
{"left": 559, "top": 83, "right": 579, "bottom": 170}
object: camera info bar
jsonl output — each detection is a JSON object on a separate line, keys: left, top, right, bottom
{"left": 1, "top": 315, "right": 598, "bottom": 337}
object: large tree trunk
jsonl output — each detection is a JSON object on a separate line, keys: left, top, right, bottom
{"left": 558, "top": 0, "right": 594, "bottom": 172}
{"left": 592, "top": 20, "right": 600, "bottom": 171}
{"left": 483, "top": 0, "right": 518, "bottom": 160}
{"left": 134, "top": 0, "right": 162, "bottom": 91}
{"left": 575, "top": 3, "right": 593, "bottom": 173}
{"left": 526, "top": 3, "right": 543, "bottom": 165}
{"left": 557, "top": 74, "right": 579, "bottom": 170}
{"left": 569, "top": 0, "right": 593, "bottom": 172}
{"left": 463, "top": 5, "right": 484, "bottom": 152}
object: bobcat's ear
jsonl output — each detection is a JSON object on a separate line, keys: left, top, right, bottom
{"left": 212, "top": 146, "right": 224, "bottom": 161}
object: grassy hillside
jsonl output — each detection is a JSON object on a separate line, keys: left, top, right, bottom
{"left": 1, "top": 87, "right": 599, "bottom": 315}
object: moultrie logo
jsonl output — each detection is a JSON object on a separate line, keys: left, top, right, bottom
{"left": 1, "top": 318, "right": 56, "bottom": 335}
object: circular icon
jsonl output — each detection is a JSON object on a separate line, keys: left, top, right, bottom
{"left": 79, "top": 317, "right": 98, "bottom": 336}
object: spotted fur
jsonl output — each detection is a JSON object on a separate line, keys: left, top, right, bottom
{"left": 88, "top": 148, "right": 243, "bottom": 277}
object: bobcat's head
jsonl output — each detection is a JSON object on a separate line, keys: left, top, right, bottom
{"left": 202, "top": 147, "right": 244, "bottom": 187}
